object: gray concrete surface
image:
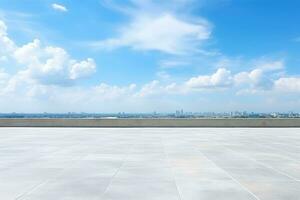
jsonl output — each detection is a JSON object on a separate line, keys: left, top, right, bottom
{"left": 0, "top": 128, "right": 300, "bottom": 200}
{"left": 1, "top": 118, "right": 300, "bottom": 127}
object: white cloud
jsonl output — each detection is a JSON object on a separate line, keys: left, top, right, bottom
{"left": 0, "top": 20, "right": 96, "bottom": 91}
{"left": 135, "top": 80, "right": 162, "bottom": 97}
{"left": 0, "top": 20, "right": 7, "bottom": 35}
{"left": 52, "top": 3, "right": 68, "bottom": 12}
{"left": 13, "top": 39, "right": 96, "bottom": 85}
{"left": 96, "top": 0, "right": 213, "bottom": 55}
{"left": 274, "top": 77, "right": 300, "bottom": 93}
{"left": 14, "top": 39, "right": 42, "bottom": 64}
{"left": 2, "top": 71, "right": 35, "bottom": 96}
{"left": 93, "top": 12, "right": 211, "bottom": 54}
{"left": 231, "top": 59, "right": 286, "bottom": 93}
{"left": 254, "top": 60, "right": 284, "bottom": 72}
{"left": 234, "top": 69, "right": 264, "bottom": 86}
{"left": 0, "top": 20, "right": 16, "bottom": 57}
{"left": 184, "top": 65, "right": 280, "bottom": 93}
{"left": 0, "top": 68, "right": 9, "bottom": 89}
{"left": 185, "top": 68, "right": 232, "bottom": 89}
{"left": 233, "top": 69, "right": 274, "bottom": 93}
{"left": 69, "top": 58, "right": 96, "bottom": 80}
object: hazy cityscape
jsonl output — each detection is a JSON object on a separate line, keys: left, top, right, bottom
{"left": 1, "top": 110, "right": 300, "bottom": 119}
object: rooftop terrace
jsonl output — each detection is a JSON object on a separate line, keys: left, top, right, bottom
{"left": 1, "top": 128, "right": 300, "bottom": 200}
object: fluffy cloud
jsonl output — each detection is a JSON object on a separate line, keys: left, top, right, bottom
{"left": 233, "top": 60, "right": 285, "bottom": 91}
{"left": 234, "top": 69, "right": 262, "bottom": 85}
{"left": 184, "top": 64, "right": 284, "bottom": 93}
{"left": 14, "top": 39, "right": 44, "bottom": 64}
{"left": 186, "top": 68, "right": 232, "bottom": 89}
{"left": 69, "top": 59, "right": 96, "bottom": 80}
{"left": 52, "top": 3, "right": 68, "bottom": 12}
{"left": 274, "top": 77, "right": 300, "bottom": 93}
{"left": 0, "top": 21, "right": 16, "bottom": 57}
{"left": 13, "top": 39, "right": 96, "bottom": 85}
{"left": 93, "top": 12, "right": 211, "bottom": 54}
{"left": 0, "top": 20, "right": 96, "bottom": 92}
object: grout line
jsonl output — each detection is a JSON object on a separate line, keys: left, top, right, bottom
{"left": 98, "top": 146, "right": 131, "bottom": 199}
{"left": 196, "top": 147, "right": 261, "bottom": 200}
{"left": 15, "top": 154, "right": 86, "bottom": 200}
{"left": 15, "top": 134, "right": 92, "bottom": 200}
{"left": 223, "top": 144, "right": 299, "bottom": 182}
{"left": 256, "top": 143, "right": 300, "bottom": 163}
{"left": 161, "top": 136, "right": 183, "bottom": 200}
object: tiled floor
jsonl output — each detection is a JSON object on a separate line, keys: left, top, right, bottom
{"left": 0, "top": 128, "right": 300, "bottom": 200}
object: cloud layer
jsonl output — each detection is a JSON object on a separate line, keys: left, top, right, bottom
{"left": 1, "top": 16, "right": 300, "bottom": 112}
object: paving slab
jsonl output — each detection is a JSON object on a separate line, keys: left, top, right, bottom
{"left": 0, "top": 128, "right": 300, "bottom": 200}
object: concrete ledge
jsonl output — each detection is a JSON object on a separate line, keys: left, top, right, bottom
{"left": 0, "top": 118, "right": 300, "bottom": 127}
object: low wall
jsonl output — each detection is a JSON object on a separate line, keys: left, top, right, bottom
{"left": 0, "top": 118, "right": 300, "bottom": 127}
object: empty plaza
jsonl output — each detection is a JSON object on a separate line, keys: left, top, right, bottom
{"left": 0, "top": 128, "right": 300, "bottom": 200}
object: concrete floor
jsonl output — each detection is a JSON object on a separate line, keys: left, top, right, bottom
{"left": 0, "top": 128, "right": 300, "bottom": 200}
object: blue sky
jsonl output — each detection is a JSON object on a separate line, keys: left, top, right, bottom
{"left": 0, "top": 0, "right": 300, "bottom": 112}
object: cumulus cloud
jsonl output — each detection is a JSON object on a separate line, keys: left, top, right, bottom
{"left": 185, "top": 68, "right": 232, "bottom": 89}
{"left": 13, "top": 39, "right": 96, "bottom": 85}
{"left": 184, "top": 64, "right": 283, "bottom": 93}
{"left": 52, "top": 3, "right": 68, "bottom": 12}
{"left": 233, "top": 60, "right": 285, "bottom": 91}
{"left": 69, "top": 59, "right": 96, "bottom": 80}
{"left": 234, "top": 69, "right": 261, "bottom": 85}
{"left": 0, "top": 20, "right": 96, "bottom": 91}
{"left": 274, "top": 77, "right": 300, "bottom": 93}
{"left": 0, "top": 21, "right": 16, "bottom": 57}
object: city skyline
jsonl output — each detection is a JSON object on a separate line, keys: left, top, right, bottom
{"left": 1, "top": 110, "right": 300, "bottom": 119}
{"left": 1, "top": 0, "right": 300, "bottom": 112}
